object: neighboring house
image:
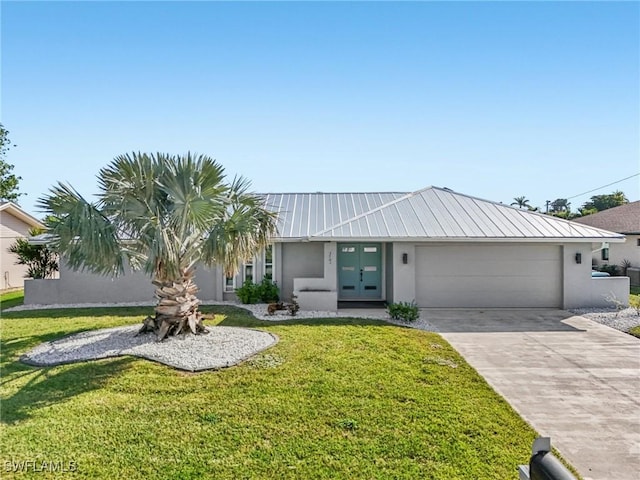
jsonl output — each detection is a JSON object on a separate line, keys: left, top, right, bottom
{"left": 25, "top": 186, "right": 629, "bottom": 309}
{"left": 573, "top": 201, "right": 640, "bottom": 269}
{"left": 0, "top": 202, "right": 44, "bottom": 290}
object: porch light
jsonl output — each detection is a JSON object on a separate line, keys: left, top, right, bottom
{"left": 402, "top": 253, "right": 408, "bottom": 264}
{"left": 575, "top": 252, "right": 582, "bottom": 264}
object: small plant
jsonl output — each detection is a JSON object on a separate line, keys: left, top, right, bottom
{"left": 620, "top": 259, "right": 632, "bottom": 276}
{"left": 336, "top": 418, "right": 358, "bottom": 431}
{"left": 198, "top": 412, "right": 220, "bottom": 424}
{"left": 386, "top": 301, "right": 420, "bottom": 322}
{"left": 629, "top": 295, "right": 640, "bottom": 316}
{"left": 603, "top": 292, "right": 626, "bottom": 317}
{"left": 287, "top": 295, "right": 300, "bottom": 316}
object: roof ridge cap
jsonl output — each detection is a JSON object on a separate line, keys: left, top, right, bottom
{"left": 309, "top": 188, "right": 428, "bottom": 237}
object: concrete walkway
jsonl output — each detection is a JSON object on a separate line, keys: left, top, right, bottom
{"left": 424, "top": 309, "right": 640, "bottom": 480}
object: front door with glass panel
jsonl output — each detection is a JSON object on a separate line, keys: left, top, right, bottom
{"left": 337, "top": 243, "right": 382, "bottom": 299}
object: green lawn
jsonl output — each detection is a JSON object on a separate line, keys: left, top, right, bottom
{"left": 0, "top": 289, "right": 24, "bottom": 310}
{"left": 631, "top": 286, "right": 640, "bottom": 296}
{"left": 1, "top": 306, "right": 541, "bottom": 479}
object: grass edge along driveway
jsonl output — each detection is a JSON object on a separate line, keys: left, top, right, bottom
{"left": 1, "top": 305, "right": 571, "bottom": 479}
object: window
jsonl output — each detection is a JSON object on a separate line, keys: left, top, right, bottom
{"left": 224, "top": 275, "right": 235, "bottom": 293}
{"left": 244, "top": 258, "right": 254, "bottom": 283}
{"left": 601, "top": 248, "right": 609, "bottom": 261}
{"left": 637, "top": 238, "right": 640, "bottom": 247}
{"left": 264, "top": 244, "right": 273, "bottom": 280}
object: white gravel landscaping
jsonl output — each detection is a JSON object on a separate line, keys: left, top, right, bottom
{"left": 569, "top": 306, "right": 640, "bottom": 333}
{"left": 21, "top": 325, "right": 279, "bottom": 372}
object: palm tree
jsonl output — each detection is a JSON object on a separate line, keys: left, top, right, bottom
{"left": 550, "top": 198, "right": 571, "bottom": 213}
{"left": 38, "top": 152, "right": 277, "bottom": 340}
{"left": 511, "top": 196, "right": 531, "bottom": 209}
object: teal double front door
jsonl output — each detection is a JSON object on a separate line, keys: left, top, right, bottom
{"left": 337, "top": 243, "right": 382, "bottom": 300}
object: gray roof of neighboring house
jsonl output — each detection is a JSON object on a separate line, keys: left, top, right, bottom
{"left": 263, "top": 187, "right": 624, "bottom": 242}
{"left": 572, "top": 201, "right": 640, "bottom": 235}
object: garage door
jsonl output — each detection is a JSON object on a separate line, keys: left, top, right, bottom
{"left": 415, "top": 245, "right": 562, "bottom": 308}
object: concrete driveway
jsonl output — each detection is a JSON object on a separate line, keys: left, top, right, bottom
{"left": 424, "top": 309, "right": 640, "bottom": 480}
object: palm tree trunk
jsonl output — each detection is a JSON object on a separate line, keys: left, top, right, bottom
{"left": 138, "top": 268, "right": 208, "bottom": 340}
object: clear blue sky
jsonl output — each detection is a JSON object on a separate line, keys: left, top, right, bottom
{"left": 2, "top": 1, "right": 639, "bottom": 218}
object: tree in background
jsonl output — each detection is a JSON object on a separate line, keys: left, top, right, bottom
{"left": 550, "top": 198, "right": 571, "bottom": 213}
{"left": 548, "top": 198, "right": 576, "bottom": 219}
{"left": 8, "top": 227, "right": 58, "bottom": 279}
{"left": 39, "top": 152, "right": 277, "bottom": 340}
{"left": 511, "top": 196, "right": 531, "bottom": 209}
{"left": 580, "top": 190, "right": 628, "bottom": 215}
{"left": 0, "top": 123, "right": 23, "bottom": 203}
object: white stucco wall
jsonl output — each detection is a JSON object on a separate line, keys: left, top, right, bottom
{"left": 392, "top": 243, "right": 416, "bottom": 304}
{"left": 293, "top": 243, "right": 338, "bottom": 311}
{"left": 24, "top": 260, "right": 222, "bottom": 305}
{"left": 562, "top": 243, "right": 594, "bottom": 309}
{"left": 591, "top": 235, "right": 640, "bottom": 269}
{"left": 279, "top": 242, "right": 325, "bottom": 301}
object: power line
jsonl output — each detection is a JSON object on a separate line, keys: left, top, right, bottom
{"left": 566, "top": 173, "right": 640, "bottom": 200}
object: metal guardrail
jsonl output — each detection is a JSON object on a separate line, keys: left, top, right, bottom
{"left": 518, "top": 437, "right": 577, "bottom": 480}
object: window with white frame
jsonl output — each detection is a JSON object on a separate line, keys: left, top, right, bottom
{"left": 224, "top": 274, "right": 235, "bottom": 292}
{"left": 244, "top": 258, "right": 254, "bottom": 283}
{"left": 264, "top": 244, "right": 273, "bottom": 280}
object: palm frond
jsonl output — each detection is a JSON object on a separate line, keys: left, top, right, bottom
{"left": 37, "top": 182, "right": 124, "bottom": 276}
{"left": 37, "top": 152, "right": 276, "bottom": 283}
{"left": 161, "top": 152, "right": 228, "bottom": 238}
{"left": 202, "top": 188, "right": 278, "bottom": 275}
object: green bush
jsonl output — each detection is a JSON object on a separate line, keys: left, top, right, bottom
{"left": 598, "top": 264, "right": 619, "bottom": 276}
{"left": 236, "top": 278, "right": 280, "bottom": 304}
{"left": 257, "top": 278, "right": 280, "bottom": 303}
{"left": 386, "top": 301, "right": 420, "bottom": 322}
{"left": 235, "top": 279, "right": 261, "bottom": 304}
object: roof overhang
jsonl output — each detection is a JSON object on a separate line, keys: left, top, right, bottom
{"left": 271, "top": 236, "right": 626, "bottom": 244}
{"left": 0, "top": 202, "right": 43, "bottom": 229}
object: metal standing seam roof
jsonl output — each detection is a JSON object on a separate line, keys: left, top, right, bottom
{"left": 262, "top": 187, "right": 625, "bottom": 242}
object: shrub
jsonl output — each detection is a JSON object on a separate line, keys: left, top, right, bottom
{"left": 8, "top": 227, "right": 58, "bottom": 279}
{"left": 236, "top": 278, "right": 280, "bottom": 304}
{"left": 235, "top": 279, "right": 261, "bottom": 304}
{"left": 257, "top": 278, "right": 279, "bottom": 303}
{"left": 386, "top": 301, "right": 420, "bottom": 322}
{"left": 598, "top": 264, "right": 619, "bottom": 276}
